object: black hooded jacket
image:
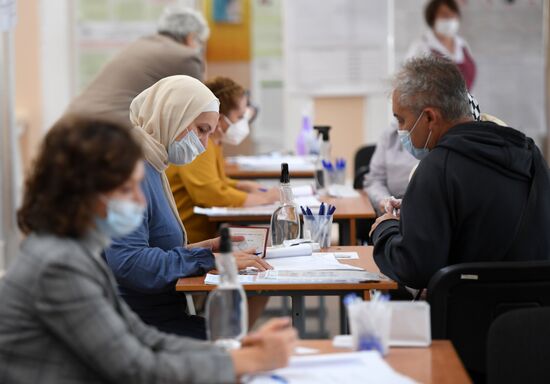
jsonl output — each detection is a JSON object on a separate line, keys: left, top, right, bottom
{"left": 372, "top": 121, "right": 550, "bottom": 289}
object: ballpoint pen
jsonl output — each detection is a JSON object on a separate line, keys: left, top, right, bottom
{"left": 319, "top": 202, "right": 325, "bottom": 216}
{"left": 269, "top": 374, "right": 288, "bottom": 384}
{"left": 306, "top": 207, "right": 313, "bottom": 216}
{"left": 259, "top": 188, "right": 268, "bottom": 192}
{"left": 328, "top": 205, "right": 336, "bottom": 215}
{"left": 300, "top": 206, "right": 307, "bottom": 216}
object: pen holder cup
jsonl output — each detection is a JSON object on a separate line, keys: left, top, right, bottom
{"left": 346, "top": 298, "right": 392, "bottom": 356}
{"left": 303, "top": 214, "right": 333, "bottom": 249}
{"left": 326, "top": 169, "right": 346, "bottom": 187}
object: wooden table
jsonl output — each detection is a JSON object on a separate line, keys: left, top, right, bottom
{"left": 225, "top": 163, "right": 315, "bottom": 179}
{"left": 201, "top": 192, "right": 376, "bottom": 245}
{"left": 297, "top": 340, "right": 472, "bottom": 384}
{"left": 176, "top": 246, "right": 397, "bottom": 336}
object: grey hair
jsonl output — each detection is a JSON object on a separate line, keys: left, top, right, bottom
{"left": 393, "top": 55, "right": 471, "bottom": 121}
{"left": 158, "top": 6, "right": 209, "bottom": 43}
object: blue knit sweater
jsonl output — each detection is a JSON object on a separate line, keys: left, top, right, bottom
{"left": 104, "top": 162, "right": 215, "bottom": 326}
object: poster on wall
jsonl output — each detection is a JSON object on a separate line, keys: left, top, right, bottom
{"left": 213, "top": 0, "right": 243, "bottom": 23}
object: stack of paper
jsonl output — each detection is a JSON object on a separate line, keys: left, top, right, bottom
{"left": 244, "top": 352, "right": 416, "bottom": 384}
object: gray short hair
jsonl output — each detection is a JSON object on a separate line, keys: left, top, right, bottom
{"left": 393, "top": 56, "right": 471, "bottom": 121}
{"left": 158, "top": 6, "right": 209, "bottom": 43}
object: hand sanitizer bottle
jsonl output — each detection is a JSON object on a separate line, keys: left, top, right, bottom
{"left": 270, "top": 163, "right": 301, "bottom": 246}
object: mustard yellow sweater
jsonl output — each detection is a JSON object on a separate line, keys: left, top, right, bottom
{"left": 166, "top": 139, "right": 247, "bottom": 243}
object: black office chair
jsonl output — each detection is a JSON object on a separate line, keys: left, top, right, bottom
{"left": 427, "top": 261, "right": 550, "bottom": 383}
{"left": 487, "top": 307, "right": 550, "bottom": 384}
{"left": 353, "top": 144, "right": 376, "bottom": 189}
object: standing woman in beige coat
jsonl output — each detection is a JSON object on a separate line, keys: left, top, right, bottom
{"left": 0, "top": 115, "right": 296, "bottom": 383}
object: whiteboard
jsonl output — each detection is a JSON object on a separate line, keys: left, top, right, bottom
{"left": 283, "top": 0, "right": 392, "bottom": 95}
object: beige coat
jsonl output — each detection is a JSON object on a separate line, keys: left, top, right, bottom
{"left": 65, "top": 34, "right": 203, "bottom": 129}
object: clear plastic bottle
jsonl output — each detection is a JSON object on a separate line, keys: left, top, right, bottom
{"left": 270, "top": 163, "right": 301, "bottom": 246}
{"left": 205, "top": 227, "right": 248, "bottom": 349}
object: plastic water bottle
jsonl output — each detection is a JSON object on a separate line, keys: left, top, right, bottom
{"left": 205, "top": 227, "right": 248, "bottom": 349}
{"left": 270, "top": 163, "right": 301, "bottom": 246}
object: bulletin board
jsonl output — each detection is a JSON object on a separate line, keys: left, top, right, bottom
{"left": 204, "top": 0, "right": 251, "bottom": 62}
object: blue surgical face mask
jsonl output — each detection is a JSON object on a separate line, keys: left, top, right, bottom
{"left": 168, "top": 129, "right": 206, "bottom": 165}
{"left": 95, "top": 198, "right": 145, "bottom": 238}
{"left": 397, "top": 111, "right": 432, "bottom": 160}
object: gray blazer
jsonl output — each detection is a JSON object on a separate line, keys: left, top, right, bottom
{"left": 0, "top": 231, "right": 234, "bottom": 383}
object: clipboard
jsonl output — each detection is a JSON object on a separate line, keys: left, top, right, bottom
{"left": 229, "top": 226, "right": 269, "bottom": 258}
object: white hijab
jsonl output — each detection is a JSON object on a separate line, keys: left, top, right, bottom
{"left": 130, "top": 75, "right": 219, "bottom": 242}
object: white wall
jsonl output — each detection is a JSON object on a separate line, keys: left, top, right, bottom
{"left": 39, "top": 0, "right": 73, "bottom": 130}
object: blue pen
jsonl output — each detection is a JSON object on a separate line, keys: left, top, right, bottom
{"left": 319, "top": 202, "right": 325, "bottom": 216}
{"left": 306, "top": 207, "right": 313, "bottom": 216}
{"left": 259, "top": 188, "right": 268, "bottom": 192}
{"left": 322, "top": 160, "right": 333, "bottom": 171}
{"left": 328, "top": 206, "right": 336, "bottom": 215}
{"left": 300, "top": 206, "right": 307, "bottom": 216}
{"left": 269, "top": 374, "right": 288, "bottom": 384}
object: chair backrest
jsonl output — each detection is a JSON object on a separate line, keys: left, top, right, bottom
{"left": 353, "top": 144, "right": 376, "bottom": 189}
{"left": 427, "top": 261, "right": 550, "bottom": 379}
{"left": 487, "top": 307, "right": 550, "bottom": 384}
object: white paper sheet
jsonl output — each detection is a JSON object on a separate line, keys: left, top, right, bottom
{"left": 265, "top": 244, "right": 312, "bottom": 259}
{"left": 334, "top": 252, "right": 359, "bottom": 260}
{"left": 267, "top": 253, "right": 363, "bottom": 271}
{"left": 244, "top": 352, "right": 417, "bottom": 384}
{"left": 193, "top": 197, "right": 322, "bottom": 217}
{"left": 228, "top": 154, "right": 316, "bottom": 171}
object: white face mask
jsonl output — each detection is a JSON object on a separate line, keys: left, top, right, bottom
{"left": 434, "top": 18, "right": 460, "bottom": 38}
{"left": 168, "top": 129, "right": 206, "bottom": 165}
{"left": 221, "top": 115, "right": 250, "bottom": 146}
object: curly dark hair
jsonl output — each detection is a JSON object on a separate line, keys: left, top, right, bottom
{"left": 17, "top": 115, "right": 143, "bottom": 238}
{"left": 205, "top": 77, "right": 245, "bottom": 116}
{"left": 425, "top": 0, "right": 461, "bottom": 28}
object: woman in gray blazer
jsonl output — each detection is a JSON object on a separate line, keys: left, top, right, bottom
{"left": 0, "top": 116, "right": 296, "bottom": 384}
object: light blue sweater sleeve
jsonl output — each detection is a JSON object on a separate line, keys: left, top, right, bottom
{"left": 104, "top": 163, "right": 215, "bottom": 294}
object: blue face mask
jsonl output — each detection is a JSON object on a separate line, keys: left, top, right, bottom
{"left": 397, "top": 111, "right": 432, "bottom": 160}
{"left": 95, "top": 198, "right": 145, "bottom": 238}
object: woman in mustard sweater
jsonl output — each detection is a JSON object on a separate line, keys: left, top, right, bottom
{"left": 167, "top": 77, "right": 278, "bottom": 243}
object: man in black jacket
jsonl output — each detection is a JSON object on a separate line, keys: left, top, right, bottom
{"left": 370, "top": 56, "right": 550, "bottom": 289}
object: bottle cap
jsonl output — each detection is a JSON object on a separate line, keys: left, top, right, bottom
{"left": 219, "top": 226, "right": 232, "bottom": 253}
{"left": 280, "top": 163, "right": 290, "bottom": 183}
{"left": 314, "top": 126, "right": 331, "bottom": 141}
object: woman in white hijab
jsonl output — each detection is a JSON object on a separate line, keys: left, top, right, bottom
{"left": 104, "top": 75, "right": 271, "bottom": 339}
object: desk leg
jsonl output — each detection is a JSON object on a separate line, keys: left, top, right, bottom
{"left": 339, "top": 297, "right": 349, "bottom": 334}
{"left": 349, "top": 219, "right": 357, "bottom": 246}
{"left": 363, "top": 290, "right": 371, "bottom": 300}
{"left": 291, "top": 296, "right": 306, "bottom": 337}
{"left": 338, "top": 220, "right": 350, "bottom": 246}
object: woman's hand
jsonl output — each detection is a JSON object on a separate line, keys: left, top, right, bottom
{"left": 189, "top": 235, "right": 246, "bottom": 252}
{"left": 230, "top": 317, "right": 297, "bottom": 376}
{"left": 380, "top": 196, "right": 402, "bottom": 217}
{"left": 236, "top": 180, "right": 264, "bottom": 193}
{"left": 233, "top": 249, "right": 272, "bottom": 271}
